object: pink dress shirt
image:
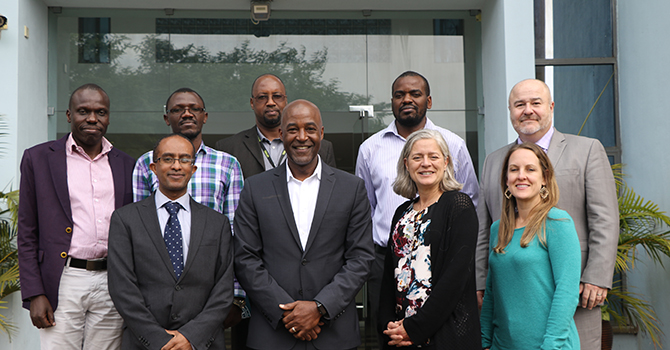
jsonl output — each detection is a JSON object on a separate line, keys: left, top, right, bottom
{"left": 66, "top": 134, "right": 115, "bottom": 260}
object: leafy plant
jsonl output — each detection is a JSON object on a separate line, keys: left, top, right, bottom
{"left": 575, "top": 75, "right": 669, "bottom": 347}
{"left": 602, "top": 167, "right": 670, "bottom": 348}
{"left": 0, "top": 189, "right": 20, "bottom": 341}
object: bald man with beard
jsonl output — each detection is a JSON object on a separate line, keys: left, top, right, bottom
{"left": 475, "top": 79, "right": 619, "bottom": 350}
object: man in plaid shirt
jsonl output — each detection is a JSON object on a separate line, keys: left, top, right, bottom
{"left": 132, "top": 87, "right": 248, "bottom": 332}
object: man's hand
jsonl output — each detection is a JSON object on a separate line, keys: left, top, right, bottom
{"left": 476, "top": 290, "right": 485, "bottom": 311}
{"left": 383, "top": 319, "right": 412, "bottom": 347}
{"left": 280, "top": 301, "right": 322, "bottom": 341}
{"left": 223, "top": 304, "right": 243, "bottom": 329}
{"left": 161, "top": 330, "right": 192, "bottom": 350}
{"left": 580, "top": 283, "right": 608, "bottom": 310}
{"left": 292, "top": 323, "right": 323, "bottom": 341}
{"left": 29, "top": 295, "right": 55, "bottom": 329}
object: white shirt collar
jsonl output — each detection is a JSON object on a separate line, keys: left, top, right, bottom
{"left": 155, "top": 189, "right": 191, "bottom": 213}
{"left": 286, "top": 155, "right": 322, "bottom": 183}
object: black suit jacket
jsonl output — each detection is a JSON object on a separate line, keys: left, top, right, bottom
{"left": 233, "top": 162, "right": 373, "bottom": 349}
{"left": 108, "top": 194, "right": 234, "bottom": 350}
{"left": 215, "top": 126, "right": 337, "bottom": 178}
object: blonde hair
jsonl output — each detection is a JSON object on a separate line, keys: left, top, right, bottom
{"left": 494, "top": 143, "right": 559, "bottom": 253}
{"left": 393, "top": 129, "right": 462, "bottom": 199}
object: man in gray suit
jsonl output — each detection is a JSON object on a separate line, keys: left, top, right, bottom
{"left": 215, "top": 74, "right": 336, "bottom": 178}
{"left": 234, "top": 99, "right": 374, "bottom": 349}
{"left": 475, "top": 79, "right": 619, "bottom": 350}
{"left": 108, "top": 134, "right": 234, "bottom": 349}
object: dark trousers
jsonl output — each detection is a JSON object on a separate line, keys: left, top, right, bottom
{"left": 231, "top": 318, "right": 251, "bottom": 350}
{"left": 367, "top": 246, "right": 387, "bottom": 349}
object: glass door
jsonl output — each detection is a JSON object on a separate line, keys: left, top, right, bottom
{"left": 52, "top": 11, "right": 474, "bottom": 349}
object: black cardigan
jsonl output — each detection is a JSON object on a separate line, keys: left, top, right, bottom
{"left": 378, "top": 190, "right": 481, "bottom": 349}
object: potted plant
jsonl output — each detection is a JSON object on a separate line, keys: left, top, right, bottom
{"left": 601, "top": 166, "right": 670, "bottom": 349}
{"left": 0, "top": 189, "right": 20, "bottom": 341}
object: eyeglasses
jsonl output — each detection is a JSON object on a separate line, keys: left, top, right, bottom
{"left": 252, "top": 94, "right": 287, "bottom": 104}
{"left": 164, "top": 106, "right": 206, "bottom": 115}
{"left": 154, "top": 157, "right": 195, "bottom": 165}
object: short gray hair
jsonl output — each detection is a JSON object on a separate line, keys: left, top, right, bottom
{"left": 393, "top": 129, "right": 462, "bottom": 199}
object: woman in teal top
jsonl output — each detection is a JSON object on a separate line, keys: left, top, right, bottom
{"left": 480, "top": 143, "right": 581, "bottom": 350}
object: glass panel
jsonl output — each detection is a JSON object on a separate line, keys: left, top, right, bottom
{"left": 552, "top": 64, "right": 616, "bottom": 147}
{"left": 78, "top": 18, "right": 111, "bottom": 63}
{"left": 53, "top": 10, "right": 474, "bottom": 349}
{"left": 55, "top": 13, "right": 468, "bottom": 170}
{"left": 552, "top": 0, "right": 613, "bottom": 58}
{"left": 364, "top": 34, "right": 465, "bottom": 125}
{"left": 534, "top": 0, "right": 546, "bottom": 59}
{"left": 433, "top": 19, "right": 464, "bottom": 35}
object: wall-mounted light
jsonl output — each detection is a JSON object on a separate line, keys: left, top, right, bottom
{"left": 251, "top": 1, "right": 271, "bottom": 24}
{"left": 0, "top": 15, "right": 7, "bottom": 40}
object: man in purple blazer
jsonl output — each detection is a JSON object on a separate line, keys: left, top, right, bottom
{"left": 18, "top": 84, "right": 135, "bottom": 350}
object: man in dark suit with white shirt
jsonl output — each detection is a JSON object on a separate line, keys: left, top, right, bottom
{"left": 108, "top": 134, "right": 234, "bottom": 349}
{"left": 215, "top": 74, "right": 336, "bottom": 179}
{"left": 234, "top": 99, "right": 373, "bottom": 349}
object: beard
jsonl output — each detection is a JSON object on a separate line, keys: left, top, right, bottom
{"left": 517, "top": 124, "right": 542, "bottom": 135}
{"left": 262, "top": 114, "right": 281, "bottom": 128}
{"left": 514, "top": 117, "right": 551, "bottom": 136}
{"left": 395, "top": 112, "right": 426, "bottom": 128}
{"left": 178, "top": 129, "right": 201, "bottom": 140}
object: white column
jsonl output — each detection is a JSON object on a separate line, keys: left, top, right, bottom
{"left": 479, "top": 0, "right": 536, "bottom": 155}
{"left": 616, "top": 0, "right": 670, "bottom": 349}
{"left": 0, "top": 0, "right": 48, "bottom": 349}
{"left": 0, "top": 0, "right": 49, "bottom": 188}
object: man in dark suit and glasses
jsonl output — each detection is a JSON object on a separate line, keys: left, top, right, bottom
{"left": 216, "top": 74, "right": 336, "bottom": 179}
{"left": 234, "top": 99, "right": 373, "bottom": 349}
{"left": 108, "top": 134, "right": 234, "bottom": 350}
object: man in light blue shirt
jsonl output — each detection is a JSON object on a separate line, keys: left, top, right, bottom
{"left": 355, "top": 71, "right": 479, "bottom": 346}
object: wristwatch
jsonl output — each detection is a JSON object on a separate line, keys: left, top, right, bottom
{"left": 315, "top": 300, "right": 329, "bottom": 318}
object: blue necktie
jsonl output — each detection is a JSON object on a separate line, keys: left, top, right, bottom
{"left": 163, "top": 202, "right": 184, "bottom": 280}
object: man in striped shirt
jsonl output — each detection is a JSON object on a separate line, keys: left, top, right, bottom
{"left": 132, "top": 87, "right": 247, "bottom": 332}
{"left": 355, "top": 71, "right": 479, "bottom": 346}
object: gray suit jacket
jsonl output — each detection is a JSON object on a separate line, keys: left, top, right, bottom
{"left": 475, "top": 129, "right": 619, "bottom": 290}
{"left": 215, "top": 126, "right": 337, "bottom": 178}
{"left": 233, "top": 162, "right": 374, "bottom": 350}
{"left": 108, "top": 195, "right": 234, "bottom": 350}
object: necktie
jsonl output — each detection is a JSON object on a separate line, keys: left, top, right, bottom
{"left": 163, "top": 201, "right": 184, "bottom": 279}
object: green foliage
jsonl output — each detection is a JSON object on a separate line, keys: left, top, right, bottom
{"left": 607, "top": 282, "right": 663, "bottom": 346}
{"left": 603, "top": 167, "right": 670, "bottom": 348}
{"left": 0, "top": 189, "right": 20, "bottom": 341}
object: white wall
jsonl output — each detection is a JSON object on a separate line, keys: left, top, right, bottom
{"left": 479, "top": 0, "right": 536, "bottom": 155}
{"left": 0, "top": 1, "right": 20, "bottom": 190}
{"left": 0, "top": 0, "right": 49, "bottom": 187}
{"left": 614, "top": 0, "right": 670, "bottom": 349}
{"left": 0, "top": 0, "right": 48, "bottom": 349}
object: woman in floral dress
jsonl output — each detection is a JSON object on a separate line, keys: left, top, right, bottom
{"left": 378, "top": 129, "right": 481, "bottom": 349}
